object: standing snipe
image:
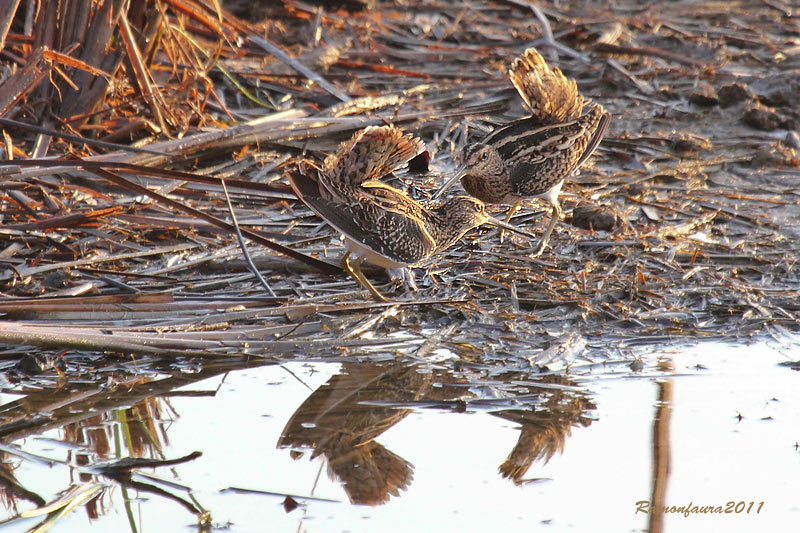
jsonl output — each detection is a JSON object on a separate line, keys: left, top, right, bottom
{"left": 288, "top": 126, "right": 535, "bottom": 301}
{"left": 433, "top": 48, "right": 611, "bottom": 256}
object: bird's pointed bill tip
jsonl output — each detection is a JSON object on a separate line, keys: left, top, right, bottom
{"left": 485, "top": 216, "right": 537, "bottom": 239}
{"left": 431, "top": 166, "right": 467, "bottom": 200}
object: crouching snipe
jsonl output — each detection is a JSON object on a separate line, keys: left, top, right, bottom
{"left": 288, "top": 126, "right": 535, "bottom": 301}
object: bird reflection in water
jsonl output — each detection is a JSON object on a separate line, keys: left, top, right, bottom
{"left": 278, "top": 362, "right": 596, "bottom": 503}
{"left": 278, "top": 363, "right": 432, "bottom": 505}
{"left": 490, "top": 374, "right": 596, "bottom": 484}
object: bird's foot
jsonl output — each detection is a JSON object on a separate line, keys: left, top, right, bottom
{"left": 387, "top": 267, "right": 417, "bottom": 297}
{"left": 529, "top": 240, "right": 548, "bottom": 257}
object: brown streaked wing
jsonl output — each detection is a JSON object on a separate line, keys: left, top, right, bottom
{"left": 302, "top": 194, "right": 436, "bottom": 265}
{"left": 506, "top": 107, "right": 610, "bottom": 195}
{"left": 482, "top": 117, "right": 582, "bottom": 163}
{"left": 571, "top": 106, "right": 611, "bottom": 171}
{"left": 286, "top": 164, "right": 324, "bottom": 200}
{"left": 358, "top": 181, "right": 427, "bottom": 220}
{"left": 289, "top": 162, "right": 435, "bottom": 264}
{"left": 481, "top": 116, "right": 543, "bottom": 148}
{"left": 322, "top": 126, "right": 426, "bottom": 186}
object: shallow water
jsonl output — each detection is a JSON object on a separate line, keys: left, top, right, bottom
{"left": 1, "top": 341, "right": 798, "bottom": 532}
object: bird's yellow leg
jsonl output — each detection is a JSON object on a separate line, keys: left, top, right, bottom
{"left": 341, "top": 251, "right": 389, "bottom": 302}
{"left": 532, "top": 201, "right": 562, "bottom": 257}
{"left": 499, "top": 199, "right": 523, "bottom": 244}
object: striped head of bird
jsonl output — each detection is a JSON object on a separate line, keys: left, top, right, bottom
{"left": 428, "top": 195, "right": 536, "bottom": 250}
{"left": 432, "top": 143, "right": 509, "bottom": 203}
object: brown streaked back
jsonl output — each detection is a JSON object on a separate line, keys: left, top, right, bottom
{"left": 287, "top": 167, "right": 436, "bottom": 265}
{"left": 505, "top": 105, "right": 610, "bottom": 196}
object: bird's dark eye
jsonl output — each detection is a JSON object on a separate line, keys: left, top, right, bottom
{"left": 480, "top": 151, "right": 489, "bottom": 161}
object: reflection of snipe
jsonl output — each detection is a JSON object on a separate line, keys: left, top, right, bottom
{"left": 492, "top": 375, "right": 595, "bottom": 484}
{"left": 433, "top": 48, "right": 611, "bottom": 256}
{"left": 288, "top": 126, "right": 536, "bottom": 301}
{"left": 278, "top": 362, "right": 432, "bottom": 505}
{"left": 326, "top": 442, "right": 411, "bottom": 505}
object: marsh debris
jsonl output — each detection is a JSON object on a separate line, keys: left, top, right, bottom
{"left": 0, "top": 0, "right": 798, "bottom": 370}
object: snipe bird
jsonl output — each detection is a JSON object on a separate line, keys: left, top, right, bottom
{"left": 433, "top": 48, "right": 611, "bottom": 256}
{"left": 288, "top": 126, "right": 536, "bottom": 301}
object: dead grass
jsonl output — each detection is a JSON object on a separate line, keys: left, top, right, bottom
{"left": 0, "top": 0, "right": 799, "bottom": 371}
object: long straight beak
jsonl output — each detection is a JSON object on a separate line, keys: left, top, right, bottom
{"left": 431, "top": 165, "right": 467, "bottom": 200}
{"left": 484, "top": 215, "right": 538, "bottom": 240}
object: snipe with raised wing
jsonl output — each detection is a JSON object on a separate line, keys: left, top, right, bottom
{"left": 288, "top": 126, "right": 536, "bottom": 301}
{"left": 433, "top": 48, "right": 611, "bottom": 256}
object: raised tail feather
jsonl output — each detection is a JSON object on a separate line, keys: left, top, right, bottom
{"left": 509, "top": 48, "right": 587, "bottom": 124}
{"left": 322, "top": 126, "right": 426, "bottom": 186}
